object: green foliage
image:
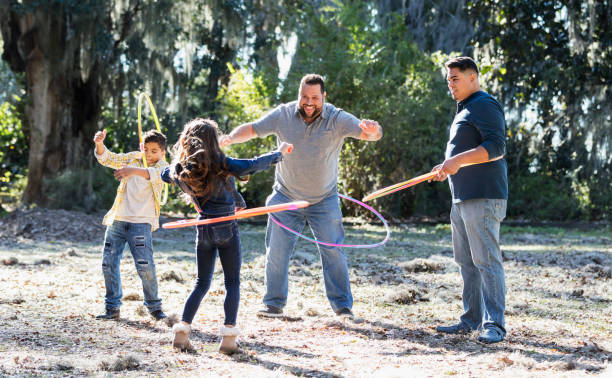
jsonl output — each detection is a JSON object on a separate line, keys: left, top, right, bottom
{"left": 0, "top": 58, "right": 22, "bottom": 104}
{"left": 507, "top": 173, "right": 582, "bottom": 221}
{"left": 282, "top": 2, "right": 453, "bottom": 217}
{"left": 0, "top": 98, "right": 28, "bottom": 208}
{"left": 468, "top": 0, "right": 611, "bottom": 220}
{"left": 0, "top": 100, "right": 27, "bottom": 172}
{"left": 217, "top": 65, "right": 279, "bottom": 207}
{"left": 3, "top": 0, "right": 606, "bottom": 221}
{"left": 0, "top": 172, "right": 26, "bottom": 212}
{"left": 44, "top": 165, "right": 117, "bottom": 213}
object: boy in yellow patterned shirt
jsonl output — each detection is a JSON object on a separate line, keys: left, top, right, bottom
{"left": 93, "top": 129, "right": 168, "bottom": 321}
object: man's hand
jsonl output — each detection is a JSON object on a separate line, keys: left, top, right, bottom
{"left": 359, "top": 119, "right": 381, "bottom": 140}
{"left": 440, "top": 156, "right": 462, "bottom": 176}
{"left": 220, "top": 124, "right": 256, "bottom": 147}
{"left": 219, "top": 135, "right": 232, "bottom": 147}
{"left": 278, "top": 142, "right": 293, "bottom": 155}
{"left": 430, "top": 164, "right": 448, "bottom": 182}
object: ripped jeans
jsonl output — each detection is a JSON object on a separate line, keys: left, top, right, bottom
{"left": 101, "top": 221, "right": 162, "bottom": 312}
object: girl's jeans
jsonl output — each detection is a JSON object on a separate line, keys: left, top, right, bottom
{"left": 101, "top": 221, "right": 162, "bottom": 312}
{"left": 182, "top": 219, "right": 241, "bottom": 326}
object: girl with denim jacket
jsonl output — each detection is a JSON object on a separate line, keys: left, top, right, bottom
{"left": 161, "top": 118, "right": 292, "bottom": 354}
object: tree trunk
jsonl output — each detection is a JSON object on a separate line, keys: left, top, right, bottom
{"left": 252, "top": 1, "right": 281, "bottom": 91}
{"left": 202, "top": 20, "right": 238, "bottom": 116}
{"left": 1, "top": 5, "right": 102, "bottom": 205}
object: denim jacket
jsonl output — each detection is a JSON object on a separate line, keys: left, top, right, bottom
{"left": 161, "top": 151, "right": 283, "bottom": 217}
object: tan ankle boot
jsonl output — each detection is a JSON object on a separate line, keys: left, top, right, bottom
{"left": 219, "top": 326, "right": 240, "bottom": 355}
{"left": 172, "top": 323, "right": 193, "bottom": 350}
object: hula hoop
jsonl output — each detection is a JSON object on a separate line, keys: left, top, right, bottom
{"left": 269, "top": 193, "right": 390, "bottom": 249}
{"left": 138, "top": 92, "right": 169, "bottom": 205}
{"left": 162, "top": 201, "right": 310, "bottom": 229}
{"left": 363, "top": 155, "right": 504, "bottom": 202}
{"left": 363, "top": 172, "right": 436, "bottom": 202}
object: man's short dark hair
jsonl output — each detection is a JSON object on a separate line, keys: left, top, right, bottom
{"left": 143, "top": 130, "right": 167, "bottom": 150}
{"left": 300, "top": 74, "right": 325, "bottom": 94}
{"left": 445, "top": 56, "right": 479, "bottom": 74}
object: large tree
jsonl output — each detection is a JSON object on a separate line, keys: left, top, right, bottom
{"left": 0, "top": 0, "right": 145, "bottom": 205}
{"left": 375, "top": 0, "right": 474, "bottom": 53}
{"left": 0, "top": 0, "right": 274, "bottom": 206}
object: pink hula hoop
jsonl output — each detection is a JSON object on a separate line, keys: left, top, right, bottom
{"left": 269, "top": 193, "right": 390, "bottom": 249}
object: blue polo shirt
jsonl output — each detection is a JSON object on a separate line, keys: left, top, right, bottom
{"left": 445, "top": 91, "right": 508, "bottom": 202}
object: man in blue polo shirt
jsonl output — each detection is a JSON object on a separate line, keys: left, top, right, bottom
{"left": 220, "top": 74, "right": 382, "bottom": 320}
{"left": 431, "top": 57, "right": 508, "bottom": 343}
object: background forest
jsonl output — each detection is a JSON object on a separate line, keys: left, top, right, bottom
{"left": 0, "top": 0, "right": 610, "bottom": 221}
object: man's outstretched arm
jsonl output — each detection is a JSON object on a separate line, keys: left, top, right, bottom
{"left": 220, "top": 123, "right": 257, "bottom": 147}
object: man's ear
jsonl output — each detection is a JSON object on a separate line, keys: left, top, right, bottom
{"left": 323, "top": 91, "right": 327, "bottom": 101}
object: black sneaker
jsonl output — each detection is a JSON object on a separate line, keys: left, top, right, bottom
{"left": 96, "top": 308, "right": 120, "bottom": 320}
{"left": 150, "top": 310, "right": 167, "bottom": 321}
{"left": 335, "top": 308, "right": 354, "bottom": 320}
{"left": 435, "top": 322, "right": 472, "bottom": 335}
{"left": 256, "top": 305, "right": 283, "bottom": 318}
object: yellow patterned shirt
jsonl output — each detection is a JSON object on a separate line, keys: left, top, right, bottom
{"left": 95, "top": 146, "right": 168, "bottom": 231}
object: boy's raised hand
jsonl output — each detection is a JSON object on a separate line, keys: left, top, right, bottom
{"left": 94, "top": 129, "right": 107, "bottom": 144}
{"left": 94, "top": 129, "right": 107, "bottom": 155}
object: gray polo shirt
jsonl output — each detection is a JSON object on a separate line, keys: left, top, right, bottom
{"left": 252, "top": 101, "right": 362, "bottom": 204}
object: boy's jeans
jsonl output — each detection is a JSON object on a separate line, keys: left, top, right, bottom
{"left": 101, "top": 221, "right": 162, "bottom": 312}
{"left": 451, "top": 198, "right": 507, "bottom": 335}
{"left": 263, "top": 190, "right": 353, "bottom": 312}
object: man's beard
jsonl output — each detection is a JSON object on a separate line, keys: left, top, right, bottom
{"left": 299, "top": 104, "right": 322, "bottom": 120}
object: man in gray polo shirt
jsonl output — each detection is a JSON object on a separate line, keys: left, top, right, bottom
{"left": 220, "top": 74, "right": 382, "bottom": 319}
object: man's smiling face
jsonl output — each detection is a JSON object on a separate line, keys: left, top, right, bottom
{"left": 298, "top": 83, "right": 326, "bottom": 123}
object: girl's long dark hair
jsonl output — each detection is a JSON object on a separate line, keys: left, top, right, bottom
{"left": 171, "top": 118, "right": 236, "bottom": 202}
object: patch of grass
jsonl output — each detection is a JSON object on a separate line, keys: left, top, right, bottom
{"left": 502, "top": 224, "right": 611, "bottom": 238}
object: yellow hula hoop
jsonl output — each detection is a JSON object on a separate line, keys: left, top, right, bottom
{"left": 138, "top": 92, "right": 168, "bottom": 206}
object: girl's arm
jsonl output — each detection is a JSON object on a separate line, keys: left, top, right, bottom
{"left": 225, "top": 143, "right": 292, "bottom": 176}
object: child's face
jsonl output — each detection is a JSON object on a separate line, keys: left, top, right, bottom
{"left": 144, "top": 142, "right": 165, "bottom": 165}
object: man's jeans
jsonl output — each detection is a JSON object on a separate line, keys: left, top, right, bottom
{"left": 451, "top": 198, "right": 507, "bottom": 335}
{"left": 263, "top": 190, "right": 353, "bottom": 312}
{"left": 101, "top": 221, "right": 162, "bottom": 312}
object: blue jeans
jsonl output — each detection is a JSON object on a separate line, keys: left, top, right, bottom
{"left": 263, "top": 190, "right": 352, "bottom": 312}
{"left": 101, "top": 221, "right": 161, "bottom": 312}
{"left": 451, "top": 199, "right": 507, "bottom": 335}
{"left": 182, "top": 218, "right": 241, "bottom": 326}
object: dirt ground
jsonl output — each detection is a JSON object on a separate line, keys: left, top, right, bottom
{"left": 0, "top": 208, "right": 610, "bottom": 377}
